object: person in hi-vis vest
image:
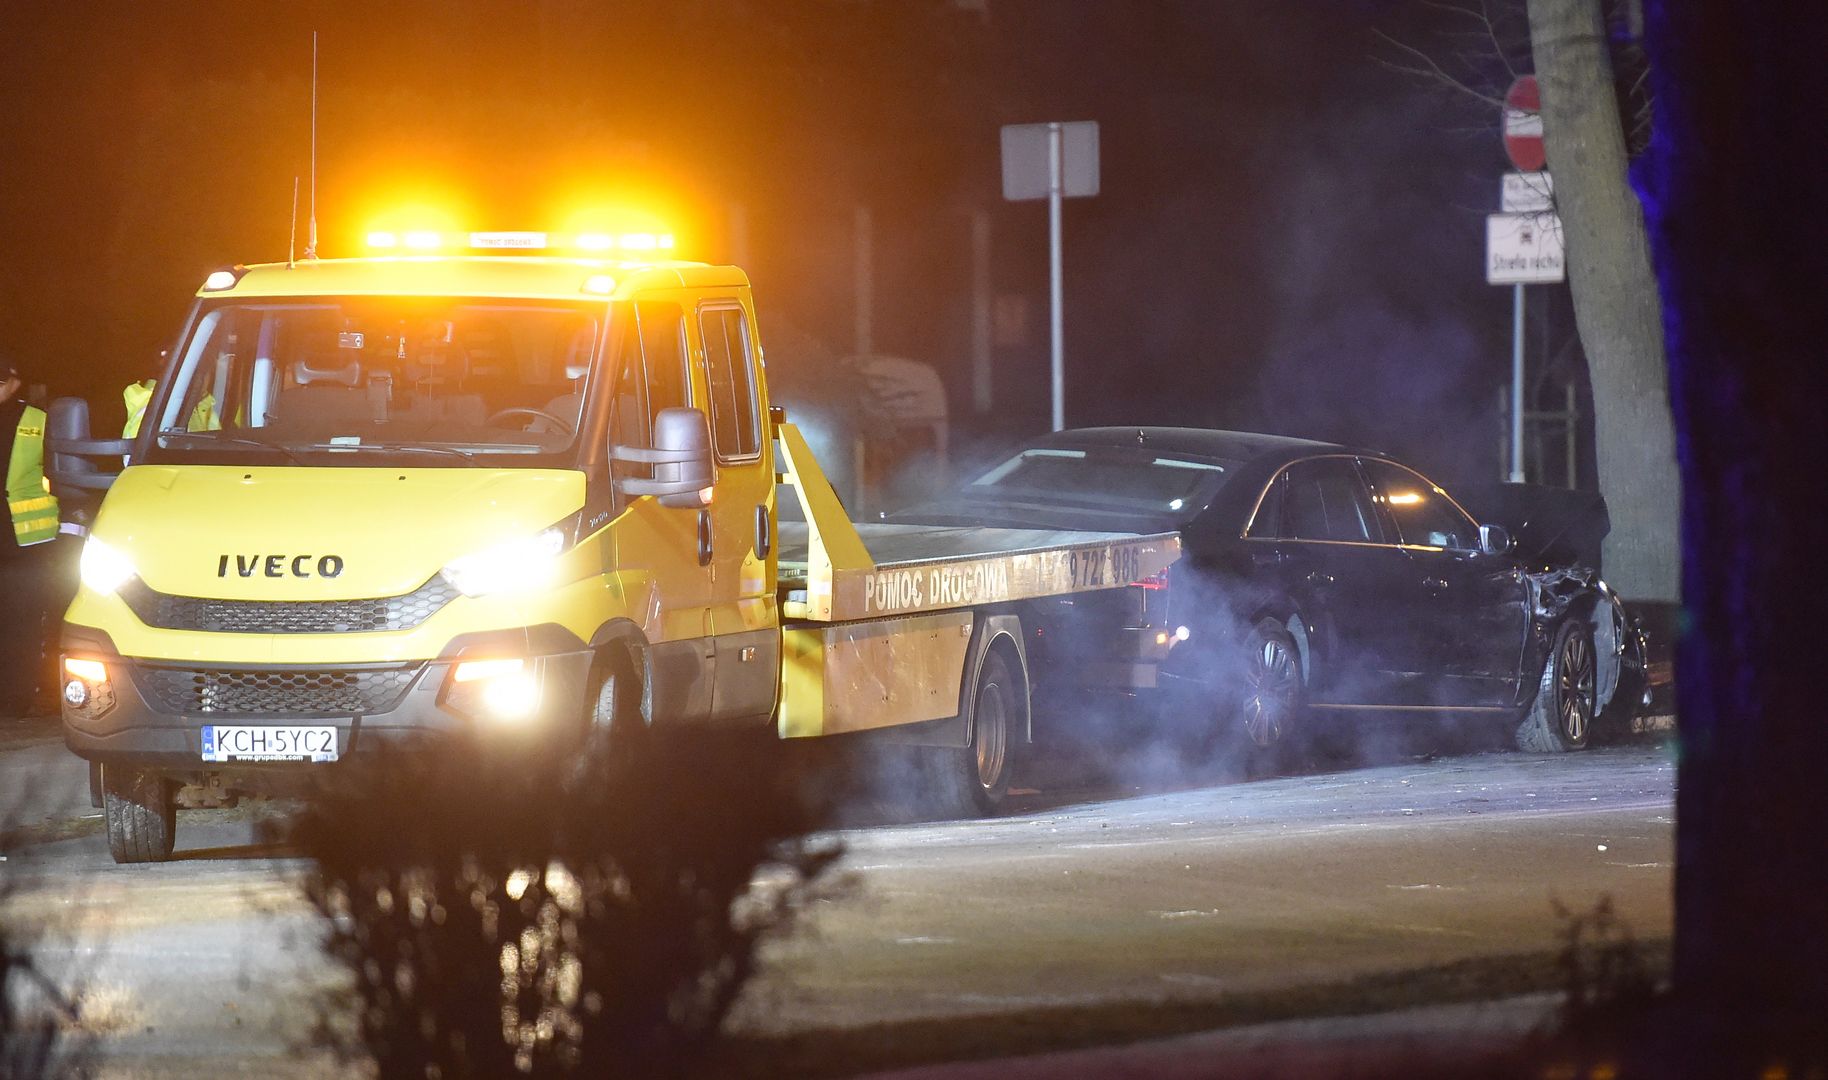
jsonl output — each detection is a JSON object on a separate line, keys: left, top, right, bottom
{"left": 123, "top": 352, "right": 217, "bottom": 439}
{"left": 0, "top": 354, "right": 62, "bottom": 715}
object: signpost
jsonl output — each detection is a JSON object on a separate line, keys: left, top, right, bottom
{"left": 1002, "top": 121, "right": 1099, "bottom": 431}
{"left": 1492, "top": 77, "right": 1556, "bottom": 483}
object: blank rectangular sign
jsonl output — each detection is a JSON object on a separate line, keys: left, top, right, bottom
{"left": 1001, "top": 121, "right": 1100, "bottom": 201}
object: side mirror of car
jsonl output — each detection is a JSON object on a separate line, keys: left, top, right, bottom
{"left": 612, "top": 406, "right": 716, "bottom": 509}
{"left": 1479, "top": 523, "right": 1513, "bottom": 557}
{"left": 46, "top": 397, "right": 130, "bottom": 492}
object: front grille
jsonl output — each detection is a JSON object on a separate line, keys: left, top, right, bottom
{"left": 133, "top": 664, "right": 420, "bottom": 716}
{"left": 121, "top": 576, "right": 458, "bottom": 634}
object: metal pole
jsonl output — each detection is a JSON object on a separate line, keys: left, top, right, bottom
{"left": 971, "top": 208, "right": 993, "bottom": 414}
{"left": 1047, "top": 122, "right": 1065, "bottom": 432}
{"left": 1564, "top": 379, "right": 1578, "bottom": 489}
{"left": 1509, "top": 283, "right": 1526, "bottom": 483}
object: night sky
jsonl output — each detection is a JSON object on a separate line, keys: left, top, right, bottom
{"left": 0, "top": 0, "right": 1565, "bottom": 489}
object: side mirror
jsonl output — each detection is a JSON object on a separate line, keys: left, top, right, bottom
{"left": 1479, "top": 523, "right": 1513, "bottom": 557}
{"left": 613, "top": 407, "right": 716, "bottom": 509}
{"left": 46, "top": 397, "right": 130, "bottom": 492}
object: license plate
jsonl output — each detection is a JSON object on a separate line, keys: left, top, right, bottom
{"left": 201, "top": 725, "right": 340, "bottom": 763}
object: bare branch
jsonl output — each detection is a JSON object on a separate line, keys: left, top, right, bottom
{"left": 1373, "top": 29, "right": 1509, "bottom": 109}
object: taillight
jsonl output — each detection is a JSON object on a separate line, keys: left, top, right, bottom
{"left": 1130, "top": 568, "right": 1171, "bottom": 591}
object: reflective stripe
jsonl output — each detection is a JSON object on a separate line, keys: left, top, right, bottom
{"left": 9, "top": 495, "right": 56, "bottom": 514}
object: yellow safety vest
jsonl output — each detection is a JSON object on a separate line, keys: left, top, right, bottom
{"left": 122, "top": 380, "right": 153, "bottom": 438}
{"left": 8, "top": 404, "right": 60, "bottom": 547}
{"left": 124, "top": 380, "right": 218, "bottom": 437}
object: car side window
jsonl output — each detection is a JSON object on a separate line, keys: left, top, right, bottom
{"left": 1281, "top": 459, "right": 1380, "bottom": 543}
{"left": 1245, "top": 472, "right": 1284, "bottom": 538}
{"left": 698, "top": 304, "right": 760, "bottom": 460}
{"left": 1361, "top": 459, "right": 1478, "bottom": 550}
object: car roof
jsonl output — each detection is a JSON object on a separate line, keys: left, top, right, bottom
{"left": 1032, "top": 426, "right": 1353, "bottom": 464}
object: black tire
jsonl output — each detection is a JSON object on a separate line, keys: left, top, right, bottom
{"left": 953, "top": 649, "right": 1021, "bottom": 817}
{"left": 1516, "top": 619, "right": 1597, "bottom": 753}
{"left": 104, "top": 764, "right": 176, "bottom": 864}
{"left": 579, "top": 652, "right": 646, "bottom": 783}
{"left": 1237, "top": 618, "right": 1305, "bottom": 762}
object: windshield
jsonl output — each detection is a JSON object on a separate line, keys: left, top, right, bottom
{"left": 141, "top": 297, "right": 603, "bottom": 467}
{"left": 967, "top": 447, "right": 1236, "bottom": 515}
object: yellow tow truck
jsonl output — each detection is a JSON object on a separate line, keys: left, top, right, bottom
{"left": 46, "top": 231, "right": 1179, "bottom": 863}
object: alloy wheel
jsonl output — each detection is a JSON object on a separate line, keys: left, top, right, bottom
{"left": 1557, "top": 630, "right": 1596, "bottom": 744}
{"left": 1243, "top": 636, "right": 1299, "bottom": 748}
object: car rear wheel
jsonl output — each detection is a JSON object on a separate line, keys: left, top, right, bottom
{"left": 1239, "top": 618, "right": 1304, "bottom": 756}
{"left": 1516, "top": 619, "right": 1596, "bottom": 753}
{"left": 104, "top": 764, "right": 176, "bottom": 864}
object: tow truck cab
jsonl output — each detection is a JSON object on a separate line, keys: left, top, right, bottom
{"left": 54, "top": 256, "right": 784, "bottom": 840}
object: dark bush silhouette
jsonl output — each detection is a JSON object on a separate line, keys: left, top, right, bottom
{"left": 2, "top": 796, "right": 92, "bottom": 1080}
{"left": 278, "top": 731, "right": 845, "bottom": 1078}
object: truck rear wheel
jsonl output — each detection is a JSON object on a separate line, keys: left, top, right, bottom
{"left": 104, "top": 765, "right": 176, "bottom": 864}
{"left": 953, "top": 649, "right": 1020, "bottom": 817}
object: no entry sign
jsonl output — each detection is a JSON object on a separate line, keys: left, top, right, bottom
{"left": 1504, "top": 75, "right": 1545, "bottom": 172}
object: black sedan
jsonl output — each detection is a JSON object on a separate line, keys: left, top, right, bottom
{"left": 894, "top": 427, "right": 1645, "bottom": 756}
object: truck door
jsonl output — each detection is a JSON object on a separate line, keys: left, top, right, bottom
{"left": 692, "top": 299, "right": 780, "bottom": 724}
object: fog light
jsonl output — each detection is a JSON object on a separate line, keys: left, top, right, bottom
{"left": 63, "top": 679, "right": 89, "bottom": 707}
{"left": 1175, "top": 625, "right": 1192, "bottom": 642}
{"left": 449, "top": 658, "right": 540, "bottom": 722}
{"left": 481, "top": 673, "right": 540, "bottom": 721}
{"left": 1155, "top": 632, "right": 1170, "bottom": 645}
{"left": 453, "top": 658, "right": 524, "bottom": 683}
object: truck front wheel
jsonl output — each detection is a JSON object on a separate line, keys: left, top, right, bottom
{"left": 580, "top": 652, "right": 646, "bottom": 783}
{"left": 103, "top": 765, "right": 176, "bottom": 864}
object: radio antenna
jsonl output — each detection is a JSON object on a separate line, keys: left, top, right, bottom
{"left": 303, "top": 31, "right": 320, "bottom": 259}
{"left": 288, "top": 176, "right": 300, "bottom": 268}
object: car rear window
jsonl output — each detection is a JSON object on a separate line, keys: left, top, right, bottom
{"left": 969, "top": 448, "right": 1235, "bottom": 513}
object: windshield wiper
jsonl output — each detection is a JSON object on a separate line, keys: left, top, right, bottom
{"left": 158, "top": 432, "right": 309, "bottom": 465}
{"left": 301, "top": 442, "right": 482, "bottom": 466}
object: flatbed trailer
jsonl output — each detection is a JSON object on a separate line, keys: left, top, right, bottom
{"left": 769, "top": 420, "right": 1179, "bottom": 739}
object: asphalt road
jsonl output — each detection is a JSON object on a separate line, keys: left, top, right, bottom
{"left": 0, "top": 732, "right": 1675, "bottom": 1078}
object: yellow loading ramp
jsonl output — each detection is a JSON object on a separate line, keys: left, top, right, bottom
{"left": 772, "top": 420, "right": 1181, "bottom": 738}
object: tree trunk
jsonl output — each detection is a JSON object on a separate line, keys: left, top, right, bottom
{"left": 1639, "top": 0, "right": 1828, "bottom": 1069}
{"left": 1527, "top": 0, "right": 1681, "bottom": 604}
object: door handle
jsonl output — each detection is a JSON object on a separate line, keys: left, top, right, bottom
{"left": 754, "top": 504, "right": 772, "bottom": 559}
{"left": 697, "top": 509, "right": 714, "bottom": 567}
{"left": 1424, "top": 576, "right": 1449, "bottom": 591}
{"left": 1306, "top": 570, "right": 1334, "bottom": 586}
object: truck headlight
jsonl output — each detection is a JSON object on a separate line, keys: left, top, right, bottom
{"left": 80, "top": 538, "right": 138, "bottom": 593}
{"left": 440, "top": 527, "right": 566, "bottom": 598}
